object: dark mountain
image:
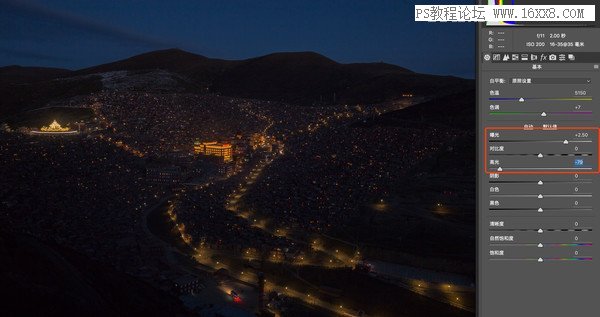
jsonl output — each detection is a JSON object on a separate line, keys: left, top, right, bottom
{"left": 77, "top": 48, "right": 236, "bottom": 82}
{"left": 0, "top": 65, "right": 73, "bottom": 84}
{"left": 78, "top": 48, "right": 213, "bottom": 73}
{"left": 0, "top": 74, "right": 102, "bottom": 118}
{"left": 0, "top": 229, "right": 192, "bottom": 317}
{"left": 0, "top": 48, "right": 473, "bottom": 117}
{"left": 211, "top": 51, "right": 422, "bottom": 104}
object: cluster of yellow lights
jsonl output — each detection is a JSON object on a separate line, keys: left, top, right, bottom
{"left": 40, "top": 120, "right": 70, "bottom": 132}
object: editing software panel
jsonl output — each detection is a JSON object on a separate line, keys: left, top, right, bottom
{"left": 478, "top": 1, "right": 599, "bottom": 316}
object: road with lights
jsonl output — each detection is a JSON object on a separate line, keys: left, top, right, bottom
{"left": 145, "top": 102, "right": 474, "bottom": 316}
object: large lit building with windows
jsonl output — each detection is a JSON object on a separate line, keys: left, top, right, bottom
{"left": 194, "top": 140, "right": 233, "bottom": 162}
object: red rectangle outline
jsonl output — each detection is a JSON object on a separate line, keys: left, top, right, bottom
{"left": 484, "top": 127, "right": 600, "bottom": 174}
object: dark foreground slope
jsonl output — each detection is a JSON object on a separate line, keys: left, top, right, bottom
{"left": 359, "top": 89, "right": 476, "bottom": 130}
{"left": 350, "top": 90, "right": 477, "bottom": 265}
{"left": 0, "top": 229, "right": 192, "bottom": 317}
{"left": 356, "top": 89, "right": 476, "bottom": 184}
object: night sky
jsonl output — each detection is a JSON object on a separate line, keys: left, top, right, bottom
{"left": 1, "top": 0, "right": 474, "bottom": 78}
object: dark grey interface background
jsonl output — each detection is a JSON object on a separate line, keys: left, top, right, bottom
{"left": 477, "top": 1, "right": 599, "bottom": 316}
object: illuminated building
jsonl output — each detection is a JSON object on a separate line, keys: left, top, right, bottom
{"left": 31, "top": 120, "right": 78, "bottom": 135}
{"left": 194, "top": 140, "right": 233, "bottom": 162}
{"left": 42, "top": 120, "right": 70, "bottom": 132}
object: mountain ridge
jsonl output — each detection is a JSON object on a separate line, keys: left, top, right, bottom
{"left": 0, "top": 65, "right": 74, "bottom": 84}
{"left": 0, "top": 48, "right": 473, "bottom": 117}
